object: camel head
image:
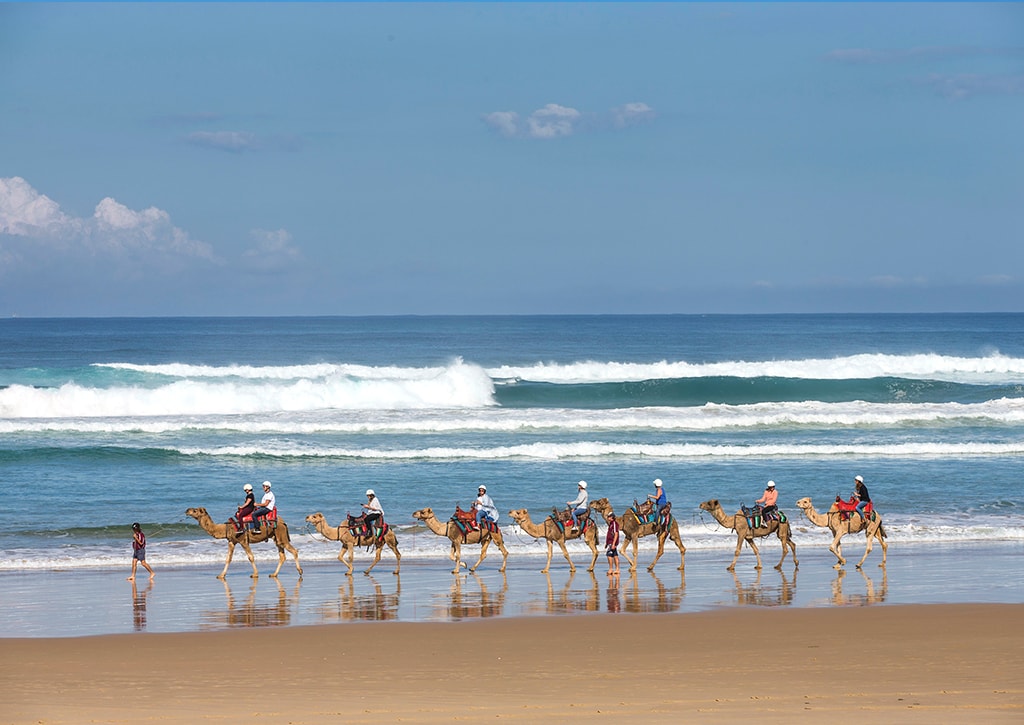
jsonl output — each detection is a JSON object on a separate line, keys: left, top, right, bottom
{"left": 305, "top": 512, "right": 325, "bottom": 525}
{"left": 185, "top": 507, "right": 208, "bottom": 521}
{"left": 589, "top": 497, "right": 611, "bottom": 513}
{"left": 508, "top": 508, "right": 528, "bottom": 523}
{"left": 411, "top": 507, "right": 434, "bottom": 521}
{"left": 795, "top": 497, "right": 813, "bottom": 512}
{"left": 699, "top": 499, "right": 720, "bottom": 513}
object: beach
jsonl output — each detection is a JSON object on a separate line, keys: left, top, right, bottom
{"left": 5, "top": 603, "right": 1023, "bottom": 723}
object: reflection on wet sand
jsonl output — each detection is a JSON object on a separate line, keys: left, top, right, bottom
{"left": 131, "top": 579, "right": 152, "bottom": 632}
{"left": 830, "top": 567, "right": 888, "bottom": 606}
{"left": 622, "top": 570, "right": 685, "bottom": 613}
{"left": 544, "top": 570, "right": 600, "bottom": 614}
{"left": 730, "top": 569, "right": 796, "bottom": 608}
{"left": 200, "top": 578, "right": 300, "bottom": 629}
{"left": 437, "top": 572, "right": 507, "bottom": 619}
{"left": 319, "top": 575, "right": 401, "bottom": 622}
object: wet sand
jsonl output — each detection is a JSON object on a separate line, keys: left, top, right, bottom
{"left": 4, "top": 603, "right": 1023, "bottom": 723}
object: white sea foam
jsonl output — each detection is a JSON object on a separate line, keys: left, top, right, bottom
{"left": 169, "top": 440, "right": 1024, "bottom": 461}
{"left": 0, "top": 360, "right": 496, "bottom": 418}
{"left": 492, "top": 352, "right": 1024, "bottom": 384}
{"left": 1, "top": 519, "right": 1020, "bottom": 572}
{"left": 3, "top": 398, "right": 1024, "bottom": 432}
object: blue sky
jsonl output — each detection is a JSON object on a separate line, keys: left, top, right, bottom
{"left": 1, "top": 3, "right": 1022, "bottom": 316}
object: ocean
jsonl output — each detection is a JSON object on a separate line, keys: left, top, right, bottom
{"left": 2, "top": 312, "right": 1022, "bottom": 579}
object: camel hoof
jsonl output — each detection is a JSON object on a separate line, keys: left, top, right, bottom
{"left": 726, "top": 565, "right": 735, "bottom": 572}
{"left": 755, "top": 565, "right": 762, "bottom": 570}
{"left": 774, "top": 564, "right": 782, "bottom": 571}
{"left": 540, "top": 569, "right": 549, "bottom": 574}
{"left": 217, "top": 575, "right": 226, "bottom": 580}
{"left": 833, "top": 564, "right": 843, "bottom": 570}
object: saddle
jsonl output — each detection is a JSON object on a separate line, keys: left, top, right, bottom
{"left": 346, "top": 513, "right": 387, "bottom": 541}
{"left": 630, "top": 500, "right": 671, "bottom": 530}
{"left": 551, "top": 507, "right": 592, "bottom": 534}
{"left": 450, "top": 506, "right": 497, "bottom": 538}
{"left": 230, "top": 508, "right": 277, "bottom": 533}
{"left": 835, "top": 495, "right": 873, "bottom": 521}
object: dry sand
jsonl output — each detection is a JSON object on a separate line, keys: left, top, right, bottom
{"left": 5, "top": 603, "right": 1023, "bottom": 723}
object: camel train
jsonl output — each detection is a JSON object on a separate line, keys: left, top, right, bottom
{"left": 185, "top": 490, "right": 886, "bottom": 580}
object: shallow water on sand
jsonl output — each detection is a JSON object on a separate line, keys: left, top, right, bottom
{"left": 3, "top": 541, "right": 1020, "bottom": 638}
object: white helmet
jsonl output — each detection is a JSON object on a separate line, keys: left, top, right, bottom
{"left": 243, "top": 483, "right": 253, "bottom": 492}
{"left": 766, "top": 480, "right": 776, "bottom": 488}
{"left": 262, "top": 481, "right": 272, "bottom": 489}
{"left": 855, "top": 475, "right": 864, "bottom": 483}
{"left": 366, "top": 489, "right": 375, "bottom": 497}
{"left": 578, "top": 480, "right": 587, "bottom": 489}
{"left": 478, "top": 484, "right": 487, "bottom": 492}
{"left": 653, "top": 478, "right": 663, "bottom": 487}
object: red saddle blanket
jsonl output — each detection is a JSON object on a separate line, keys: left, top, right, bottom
{"left": 231, "top": 508, "right": 277, "bottom": 532}
{"left": 835, "top": 496, "right": 873, "bottom": 518}
{"left": 346, "top": 514, "right": 389, "bottom": 540}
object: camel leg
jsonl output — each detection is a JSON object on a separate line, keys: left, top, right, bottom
{"left": 450, "top": 541, "right": 463, "bottom": 574}
{"left": 365, "top": 542, "right": 384, "bottom": 575}
{"left": 388, "top": 537, "right": 402, "bottom": 575}
{"left": 747, "top": 537, "right": 763, "bottom": 570}
{"left": 341, "top": 542, "right": 355, "bottom": 577}
{"left": 586, "top": 537, "right": 598, "bottom": 573}
{"left": 623, "top": 536, "right": 639, "bottom": 572}
{"left": 540, "top": 540, "right": 553, "bottom": 574}
{"left": 556, "top": 538, "right": 575, "bottom": 573}
{"left": 496, "top": 538, "right": 509, "bottom": 573}
{"left": 673, "top": 531, "right": 686, "bottom": 571}
{"left": 469, "top": 539, "right": 490, "bottom": 573}
{"left": 830, "top": 532, "right": 847, "bottom": 569}
{"left": 647, "top": 533, "right": 668, "bottom": 571}
{"left": 776, "top": 532, "right": 797, "bottom": 570}
{"left": 219, "top": 540, "right": 237, "bottom": 579}
{"left": 271, "top": 541, "right": 286, "bottom": 578}
{"left": 727, "top": 535, "right": 743, "bottom": 571}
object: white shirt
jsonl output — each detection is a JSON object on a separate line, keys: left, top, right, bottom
{"left": 568, "top": 489, "right": 589, "bottom": 509}
{"left": 260, "top": 490, "right": 276, "bottom": 511}
{"left": 363, "top": 495, "right": 384, "bottom": 517}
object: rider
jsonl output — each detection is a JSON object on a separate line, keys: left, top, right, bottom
{"left": 647, "top": 478, "right": 669, "bottom": 528}
{"left": 474, "top": 484, "right": 499, "bottom": 528}
{"left": 755, "top": 480, "right": 779, "bottom": 524}
{"left": 567, "top": 480, "right": 589, "bottom": 532}
{"left": 236, "top": 483, "right": 255, "bottom": 529}
{"left": 361, "top": 488, "right": 384, "bottom": 535}
{"left": 251, "top": 480, "right": 275, "bottom": 533}
{"left": 853, "top": 475, "right": 871, "bottom": 522}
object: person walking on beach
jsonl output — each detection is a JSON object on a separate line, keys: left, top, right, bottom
{"left": 127, "top": 522, "right": 154, "bottom": 581}
{"left": 251, "top": 480, "right": 275, "bottom": 533}
{"left": 755, "top": 480, "right": 779, "bottom": 523}
{"left": 473, "top": 485, "right": 499, "bottom": 528}
{"left": 853, "top": 475, "right": 871, "bottom": 522}
{"left": 362, "top": 488, "right": 384, "bottom": 535}
{"left": 567, "top": 480, "right": 589, "bottom": 532}
{"left": 604, "top": 511, "right": 620, "bottom": 578}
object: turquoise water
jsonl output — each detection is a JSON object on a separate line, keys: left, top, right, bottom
{"left": 1, "top": 314, "right": 1023, "bottom": 572}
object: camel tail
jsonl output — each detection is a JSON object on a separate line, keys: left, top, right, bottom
{"left": 878, "top": 523, "right": 887, "bottom": 539}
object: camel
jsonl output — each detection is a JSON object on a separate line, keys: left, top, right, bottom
{"left": 795, "top": 497, "right": 888, "bottom": 569}
{"left": 305, "top": 512, "right": 401, "bottom": 576}
{"left": 589, "top": 498, "right": 685, "bottom": 572}
{"left": 411, "top": 507, "right": 509, "bottom": 574}
{"left": 507, "top": 508, "right": 600, "bottom": 573}
{"left": 698, "top": 499, "right": 798, "bottom": 571}
{"left": 185, "top": 506, "right": 302, "bottom": 579}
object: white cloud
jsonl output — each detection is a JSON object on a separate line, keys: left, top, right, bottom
{"left": 242, "top": 228, "right": 302, "bottom": 272}
{"left": 611, "top": 102, "right": 656, "bottom": 129}
{"left": 484, "top": 101, "right": 654, "bottom": 139}
{"left": 0, "top": 176, "right": 216, "bottom": 271}
{"left": 922, "top": 73, "right": 1024, "bottom": 100}
{"left": 185, "top": 130, "right": 300, "bottom": 153}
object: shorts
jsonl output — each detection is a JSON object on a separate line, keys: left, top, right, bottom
{"left": 133, "top": 547, "right": 147, "bottom": 561}
{"left": 606, "top": 548, "right": 618, "bottom": 558}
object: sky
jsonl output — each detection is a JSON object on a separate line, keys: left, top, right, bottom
{"left": 1, "top": 2, "right": 1022, "bottom": 317}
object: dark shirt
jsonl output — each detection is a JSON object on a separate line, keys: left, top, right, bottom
{"left": 856, "top": 484, "right": 871, "bottom": 503}
{"left": 133, "top": 531, "right": 146, "bottom": 551}
{"left": 605, "top": 519, "right": 620, "bottom": 547}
